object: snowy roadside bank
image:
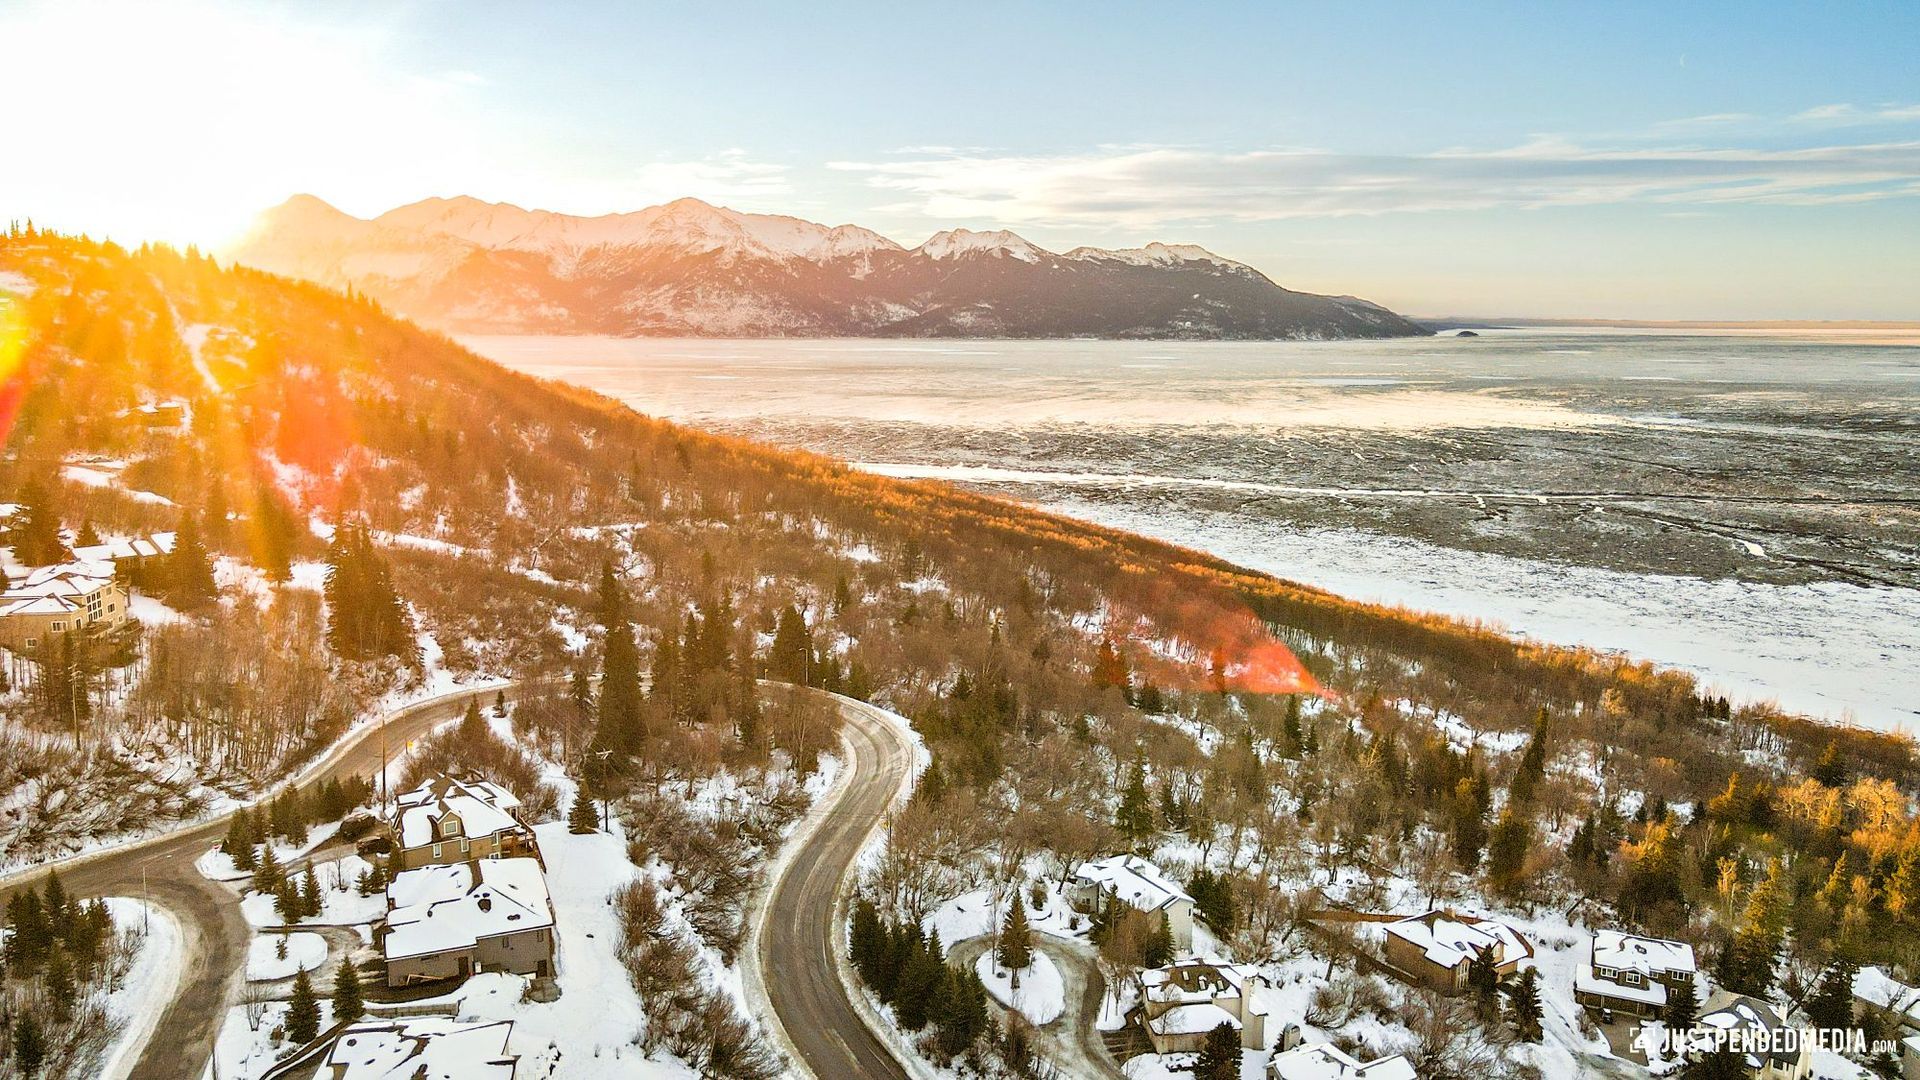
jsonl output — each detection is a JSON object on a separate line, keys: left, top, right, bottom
{"left": 98, "top": 898, "right": 185, "bottom": 1080}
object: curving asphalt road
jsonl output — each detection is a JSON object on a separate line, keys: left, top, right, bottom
{"left": 755, "top": 692, "right": 919, "bottom": 1080}
{"left": 0, "top": 683, "right": 509, "bottom": 1080}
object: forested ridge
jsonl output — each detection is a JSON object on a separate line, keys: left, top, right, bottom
{"left": 2, "top": 228, "right": 1916, "bottom": 1076}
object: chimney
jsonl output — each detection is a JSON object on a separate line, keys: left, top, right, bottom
{"left": 478, "top": 895, "right": 492, "bottom": 913}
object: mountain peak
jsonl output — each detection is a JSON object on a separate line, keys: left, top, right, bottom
{"left": 1066, "top": 241, "right": 1247, "bottom": 271}
{"left": 229, "top": 193, "right": 1426, "bottom": 339}
{"left": 917, "top": 228, "right": 1049, "bottom": 263}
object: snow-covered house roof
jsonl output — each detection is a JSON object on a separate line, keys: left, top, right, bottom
{"left": 383, "top": 856, "right": 553, "bottom": 962}
{"left": 69, "top": 532, "right": 175, "bottom": 564}
{"left": 1268, "top": 1041, "right": 1417, "bottom": 1080}
{"left": 1854, "top": 966, "right": 1920, "bottom": 1022}
{"left": 0, "top": 567, "right": 120, "bottom": 618}
{"left": 1590, "top": 930, "right": 1696, "bottom": 977}
{"left": 1697, "top": 993, "right": 1800, "bottom": 1072}
{"left": 1148, "top": 1001, "right": 1239, "bottom": 1038}
{"left": 1139, "top": 954, "right": 1270, "bottom": 1014}
{"left": 322, "top": 1017, "right": 517, "bottom": 1080}
{"left": 392, "top": 774, "right": 524, "bottom": 850}
{"left": 1382, "top": 911, "right": 1532, "bottom": 970}
{"left": 1072, "top": 855, "right": 1194, "bottom": 913}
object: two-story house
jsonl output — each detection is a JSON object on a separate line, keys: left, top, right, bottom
{"left": 379, "top": 856, "right": 555, "bottom": 986}
{"left": 1379, "top": 910, "right": 1532, "bottom": 994}
{"left": 1573, "top": 929, "right": 1698, "bottom": 1018}
{"left": 388, "top": 774, "right": 538, "bottom": 871}
{"left": 1069, "top": 855, "right": 1195, "bottom": 950}
{"left": 1136, "top": 955, "right": 1274, "bottom": 1054}
{"left": 0, "top": 565, "right": 131, "bottom": 650}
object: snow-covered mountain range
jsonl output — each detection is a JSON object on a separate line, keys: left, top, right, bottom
{"left": 229, "top": 195, "right": 1429, "bottom": 339}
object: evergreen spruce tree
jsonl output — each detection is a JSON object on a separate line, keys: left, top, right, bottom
{"left": 1144, "top": 911, "right": 1174, "bottom": 968}
{"left": 459, "top": 695, "right": 486, "bottom": 740}
{"left": 895, "top": 931, "right": 944, "bottom": 1031}
{"left": 568, "top": 787, "right": 599, "bottom": 833}
{"left": 12, "top": 1008, "right": 44, "bottom": 1078}
{"left": 74, "top": 518, "right": 100, "bottom": 547}
{"left": 595, "top": 559, "right": 627, "bottom": 626}
{"left": 1504, "top": 967, "right": 1544, "bottom": 1042}
{"left": 1684, "top": 1046, "right": 1747, "bottom": 1080}
{"left": 1450, "top": 779, "right": 1487, "bottom": 871}
{"left": 166, "top": 511, "right": 219, "bottom": 606}
{"left": 286, "top": 967, "right": 321, "bottom": 1043}
{"left": 332, "top": 959, "right": 365, "bottom": 1024}
{"left": 769, "top": 605, "right": 811, "bottom": 685}
{"left": 1115, "top": 755, "right": 1154, "bottom": 846}
{"left": 1805, "top": 957, "right": 1860, "bottom": 1031}
{"left": 1194, "top": 1022, "right": 1239, "bottom": 1080}
{"left": 493, "top": 689, "right": 507, "bottom": 717}
{"left": 850, "top": 898, "right": 883, "bottom": 988}
{"left": 253, "top": 842, "right": 284, "bottom": 895}
{"left": 323, "top": 521, "right": 415, "bottom": 661}
{"left": 10, "top": 480, "right": 67, "bottom": 566}
{"left": 1282, "top": 696, "right": 1305, "bottom": 755}
{"left": 276, "top": 880, "right": 303, "bottom": 923}
{"left": 996, "top": 897, "right": 1033, "bottom": 987}
{"left": 1487, "top": 807, "right": 1531, "bottom": 896}
{"left": 1662, "top": 970, "right": 1699, "bottom": 1031}
{"left": 300, "top": 866, "right": 322, "bottom": 918}
{"left": 44, "top": 948, "right": 74, "bottom": 1021}
{"left": 592, "top": 620, "right": 644, "bottom": 757}
{"left": 735, "top": 657, "right": 763, "bottom": 751}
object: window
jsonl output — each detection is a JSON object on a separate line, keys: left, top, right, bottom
{"left": 24, "top": 638, "right": 36, "bottom": 648}
{"left": 1623, "top": 972, "right": 1643, "bottom": 987}
{"left": 432, "top": 843, "right": 443, "bottom": 859}
{"left": 1596, "top": 966, "right": 1617, "bottom": 980}
{"left": 51, "top": 621, "right": 65, "bottom": 631}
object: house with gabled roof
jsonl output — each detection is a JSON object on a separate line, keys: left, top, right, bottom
{"left": 1069, "top": 854, "right": 1195, "bottom": 949}
{"left": 388, "top": 774, "right": 537, "bottom": 871}
{"left": 0, "top": 565, "right": 130, "bottom": 649}
{"left": 1573, "top": 929, "right": 1697, "bottom": 1018}
{"left": 380, "top": 856, "right": 554, "bottom": 986}
{"left": 1690, "top": 991, "right": 1811, "bottom": 1079}
{"left": 1379, "top": 909, "right": 1532, "bottom": 994}
{"left": 1136, "top": 954, "right": 1274, "bottom": 1054}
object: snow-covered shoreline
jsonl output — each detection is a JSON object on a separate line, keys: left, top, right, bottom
{"left": 931, "top": 489, "right": 1919, "bottom": 733}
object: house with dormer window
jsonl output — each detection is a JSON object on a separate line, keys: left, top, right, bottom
{"left": 388, "top": 774, "right": 538, "bottom": 871}
{"left": 1573, "top": 929, "right": 1698, "bottom": 1018}
{"left": 379, "top": 856, "right": 555, "bottom": 986}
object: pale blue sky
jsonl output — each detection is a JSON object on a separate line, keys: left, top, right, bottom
{"left": 4, "top": 0, "right": 1917, "bottom": 317}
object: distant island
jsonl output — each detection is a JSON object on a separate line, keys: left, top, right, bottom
{"left": 229, "top": 194, "right": 1429, "bottom": 341}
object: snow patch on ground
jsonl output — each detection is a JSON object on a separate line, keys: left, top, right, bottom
{"left": 975, "top": 949, "right": 1064, "bottom": 1026}
{"left": 245, "top": 932, "right": 328, "bottom": 981}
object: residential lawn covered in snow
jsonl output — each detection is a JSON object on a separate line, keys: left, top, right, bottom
{"left": 239, "top": 853, "right": 384, "bottom": 928}
{"left": 195, "top": 822, "right": 340, "bottom": 882}
{"left": 976, "top": 950, "right": 1064, "bottom": 1026}
{"left": 210, "top": 1000, "right": 336, "bottom": 1080}
{"left": 245, "top": 932, "right": 327, "bottom": 981}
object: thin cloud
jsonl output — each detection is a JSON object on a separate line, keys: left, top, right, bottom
{"left": 627, "top": 151, "right": 792, "bottom": 210}
{"left": 829, "top": 139, "right": 1920, "bottom": 229}
{"left": 1790, "top": 102, "right": 1920, "bottom": 126}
